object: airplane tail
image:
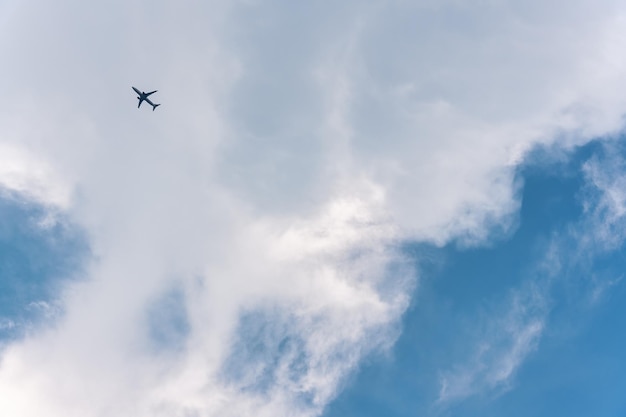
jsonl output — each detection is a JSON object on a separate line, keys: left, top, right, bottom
{"left": 152, "top": 103, "right": 160, "bottom": 111}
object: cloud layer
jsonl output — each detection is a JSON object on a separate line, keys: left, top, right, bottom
{"left": 2, "top": 1, "right": 626, "bottom": 416}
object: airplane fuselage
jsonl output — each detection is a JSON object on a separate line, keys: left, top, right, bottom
{"left": 132, "top": 86, "right": 160, "bottom": 111}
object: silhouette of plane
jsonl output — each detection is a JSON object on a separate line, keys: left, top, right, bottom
{"left": 132, "top": 87, "right": 160, "bottom": 111}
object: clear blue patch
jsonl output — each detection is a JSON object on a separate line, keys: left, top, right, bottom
{"left": 145, "top": 285, "right": 190, "bottom": 353}
{"left": 0, "top": 191, "right": 88, "bottom": 341}
{"left": 221, "top": 307, "right": 315, "bottom": 408}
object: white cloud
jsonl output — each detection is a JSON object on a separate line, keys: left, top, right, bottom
{"left": 0, "top": 189, "right": 411, "bottom": 417}
{"left": 0, "top": 142, "right": 71, "bottom": 208}
{"left": 3, "top": 0, "right": 626, "bottom": 416}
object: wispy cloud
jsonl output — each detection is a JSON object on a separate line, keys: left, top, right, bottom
{"left": 0, "top": 319, "right": 16, "bottom": 331}
{"left": 437, "top": 284, "right": 547, "bottom": 404}
{"left": 581, "top": 143, "right": 626, "bottom": 249}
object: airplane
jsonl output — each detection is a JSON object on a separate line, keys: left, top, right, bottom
{"left": 132, "top": 86, "right": 161, "bottom": 111}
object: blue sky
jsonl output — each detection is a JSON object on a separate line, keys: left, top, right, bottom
{"left": 324, "top": 140, "right": 626, "bottom": 417}
{"left": 3, "top": 1, "right": 626, "bottom": 416}
{"left": 0, "top": 193, "right": 86, "bottom": 342}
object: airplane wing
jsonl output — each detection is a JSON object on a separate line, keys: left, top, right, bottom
{"left": 132, "top": 86, "right": 141, "bottom": 95}
{"left": 137, "top": 98, "right": 143, "bottom": 108}
{"left": 145, "top": 90, "right": 157, "bottom": 96}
